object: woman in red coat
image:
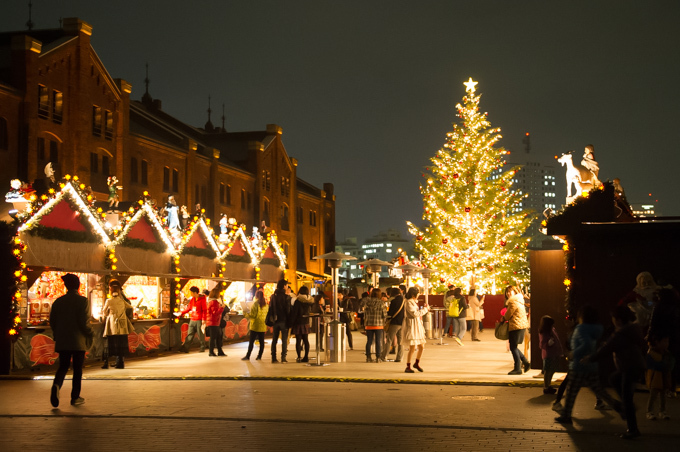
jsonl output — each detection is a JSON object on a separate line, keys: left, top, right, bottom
{"left": 206, "top": 287, "right": 225, "bottom": 357}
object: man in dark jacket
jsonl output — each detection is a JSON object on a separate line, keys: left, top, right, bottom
{"left": 380, "top": 287, "right": 406, "bottom": 362}
{"left": 49, "top": 273, "right": 93, "bottom": 407}
{"left": 270, "top": 279, "right": 291, "bottom": 363}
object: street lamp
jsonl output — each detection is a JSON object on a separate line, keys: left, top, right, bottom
{"left": 395, "top": 263, "right": 421, "bottom": 287}
{"left": 313, "top": 251, "right": 356, "bottom": 363}
{"left": 356, "top": 258, "right": 393, "bottom": 288}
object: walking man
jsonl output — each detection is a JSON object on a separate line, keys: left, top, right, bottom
{"left": 49, "top": 273, "right": 93, "bottom": 407}
{"left": 178, "top": 286, "right": 207, "bottom": 352}
{"left": 380, "top": 287, "right": 406, "bottom": 362}
{"left": 270, "top": 279, "right": 292, "bottom": 363}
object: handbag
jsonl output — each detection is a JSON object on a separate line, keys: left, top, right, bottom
{"left": 384, "top": 299, "right": 406, "bottom": 331}
{"left": 265, "top": 301, "right": 277, "bottom": 327}
{"left": 494, "top": 318, "right": 509, "bottom": 341}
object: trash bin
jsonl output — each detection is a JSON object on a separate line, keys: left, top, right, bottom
{"left": 325, "top": 320, "right": 346, "bottom": 363}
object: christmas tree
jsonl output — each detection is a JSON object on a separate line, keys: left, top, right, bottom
{"left": 407, "top": 78, "right": 533, "bottom": 293}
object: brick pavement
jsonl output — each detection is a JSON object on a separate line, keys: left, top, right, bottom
{"left": 1, "top": 379, "right": 679, "bottom": 451}
{"left": 2, "top": 332, "right": 679, "bottom": 451}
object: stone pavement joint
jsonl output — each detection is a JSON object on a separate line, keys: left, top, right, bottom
{"left": 3, "top": 412, "right": 680, "bottom": 438}
{"left": 0, "top": 373, "right": 545, "bottom": 387}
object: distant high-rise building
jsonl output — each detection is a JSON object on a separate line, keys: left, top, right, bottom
{"left": 336, "top": 229, "right": 414, "bottom": 283}
{"left": 505, "top": 133, "right": 563, "bottom": 249}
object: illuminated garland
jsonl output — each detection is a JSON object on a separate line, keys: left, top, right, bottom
{"left": 18, "top": 178, "right": 111, "bottom": 246}
{"left": 220, "top": 223, "right": 257, "bottom": 263}
{"left": 112, "top": 200, "right": 175, "bottom": 253}
{"left": 176, "top": 215, "right": 221, "bottom": 257}
{"left": 261, "top": 230, "right": 287, "bottom": 270}
{"left": 3, "top": 225, "right": 25, "bottom": 341}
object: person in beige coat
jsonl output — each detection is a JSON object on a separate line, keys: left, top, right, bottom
{"left": 102, "top": 279, "right": 134, "bottom": 369}
{"left": 467, "top": 289, "right": 485, "bottom": 341}
{"left": 402, "top": 287, "right": 429, "bottom": 373}
{"left": 503, "top": 285, "right": 531, "bottom": 375}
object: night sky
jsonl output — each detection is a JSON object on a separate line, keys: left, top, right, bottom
{"left": 3, "top": 1, "right": 679, "bottom": 242}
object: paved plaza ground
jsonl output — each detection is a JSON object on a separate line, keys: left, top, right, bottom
{"left": 1, "top": 330, "right": 679, "bottom": 451}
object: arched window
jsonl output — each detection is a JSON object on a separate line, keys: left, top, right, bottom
{"left": 281, "top": 203, "right": 289, "bottom": 231}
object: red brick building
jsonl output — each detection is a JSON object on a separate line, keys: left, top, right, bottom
{"left": 0, "top": 18, "right": 335, "bottom": 286}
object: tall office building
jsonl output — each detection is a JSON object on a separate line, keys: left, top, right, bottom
{"left": 505, "top": 134, "right": 562, "bottom": 249}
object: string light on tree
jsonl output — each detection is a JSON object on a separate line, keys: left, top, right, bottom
{"left": 407, "top": 78, "right": 533, "bottom": 293}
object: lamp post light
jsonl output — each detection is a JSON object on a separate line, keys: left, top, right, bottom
{"left": 395, "top": 263, "right": 421, "bottom": 288}
{"left": 419, "top": 267, "right": 433, "bottom": 303}
{"left": 356, "top": 258, "right": 393, "bottom": 289}
{"left": 313, "top": 251, "right": 356, "bottom": 363}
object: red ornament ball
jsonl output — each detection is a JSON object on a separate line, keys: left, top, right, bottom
{"left": 453, "top": 173, "right": 459, "bottom": 179}
{"left": 442, "top": 238, "right": 448, "bottom": 244}
{"left": 500, "top": 241, "right": 507, "bottom": 246}
{"left": 465, "top": 207, "right": 471, "bottom": 213}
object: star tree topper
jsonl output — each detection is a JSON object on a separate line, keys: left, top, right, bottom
{"left": 464, "top": 77, "right": 478, "bottom": 94}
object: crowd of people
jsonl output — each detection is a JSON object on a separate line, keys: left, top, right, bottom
{"left": 547, "top": 271, "right": 679, "bottom": 440}
{"left": 47, "top": 269, "right": 678, "bottom": 437}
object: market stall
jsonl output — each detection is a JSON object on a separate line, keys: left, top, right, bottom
{"left": 12, "top": 180, "right": 111, "bottom": 370}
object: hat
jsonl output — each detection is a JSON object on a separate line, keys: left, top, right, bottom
{"left": 276, "top": 279, "right": 289, "bottom": 290}
{"left": 61, "top": 273, "right": 80, "bottom": 291}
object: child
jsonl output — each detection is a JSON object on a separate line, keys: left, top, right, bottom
{"left": 646, "top": 336, "right": 675, "bottom": 420}
{"left": 539, "top": 315, "right": 563, "bottom": 394}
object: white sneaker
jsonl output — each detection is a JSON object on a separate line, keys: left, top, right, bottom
{"left": 646, "top": 412, "right": 656, "bottom": 420}
{"left": 658, "top": 411, "right": 670, "bottom": 420}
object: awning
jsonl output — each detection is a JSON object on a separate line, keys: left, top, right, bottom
{"left": 296, "top": 270, "right": 331, "bottom": 282}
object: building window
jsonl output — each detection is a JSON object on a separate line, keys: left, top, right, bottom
{"left": 92, "top": 106, "right": 102, "bottom": 137}
{"left": 90, "top": 152, "right": 98, "bottom": 173}
{"left": 102, "top": 155, "right": 109, "bottom": 176}
{"left": 163, "top": 166, "right": 170, "bottom": 191}
{"left": 309, "top": 244, "right": 318, "bottom": 260}
{"left": 247, "top": 192, "right": 252, "bottom": 210}
{"left": 309, "top": 210, "right": 317, "bottom": 227}
{"left": 219, "top": 183, "right": 226, "bottom": 205}
{"left": 297, "top": 206, "right": 303, "bottom": 224}
{"left": 283, "top": 242, "right": 289, "bottom": 268}
{"left": 262, "top": 170, "right": 270, "bottom": 191}
{"left": 37, "top": 137, "right": 45, "bottom": 160}
{"left": 201, "top": 186, "right": 207, "bottom": 209}
{"left": 49, "top": 140, "right": 58, "bottom": 163}
{"left": 280, "top": 177, "right": 290, "bottom": 196}
{"left": 241, "top": 189, "right": 246, "bottom": 209}
{"left": 38, "top": 85, "right": 49, "bottom": 119}
{"left": 131, "top": 157, "right": 138, "bottom": 183}
{"left": 281, "top": 204, "right": 289, "bottom": 231}
{"left": 0, "top": 117, "right": 8, "bottom": 150}
{"left": 226, "top": 184, "right": 232, "bottom": 205}
{"left": 141, "top": 159, "right": 148, "bottom": 185}
{"left": 172, "top": 169, "right": 179, "bottom": 192}
{"left": 104, "top": 110, "right": 113, "bottom": 140}
{"left": 263, "top": 198, "right": 270, "bottom": 225}
{"left": 52, "top": 90, "right": 63, "bottom": 124}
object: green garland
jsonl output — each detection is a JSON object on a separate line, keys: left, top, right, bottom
{"left": 24, "top": 224, "right": 99, "bottom": 243}
{"left": 225, "top": 253, "right": 252, "bottom": 264}
{"left": 182, "top": 246, "right": 217, "bottom": 259}
{"left": 259, "top": 257, "right": 280, "bottom": 267}
{"left": 118, "top": 237, "right": 167, "bottom": 254}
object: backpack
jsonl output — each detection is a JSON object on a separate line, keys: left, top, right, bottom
{"left": 447, "top": 296, "right": 459, "bottom": 317}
